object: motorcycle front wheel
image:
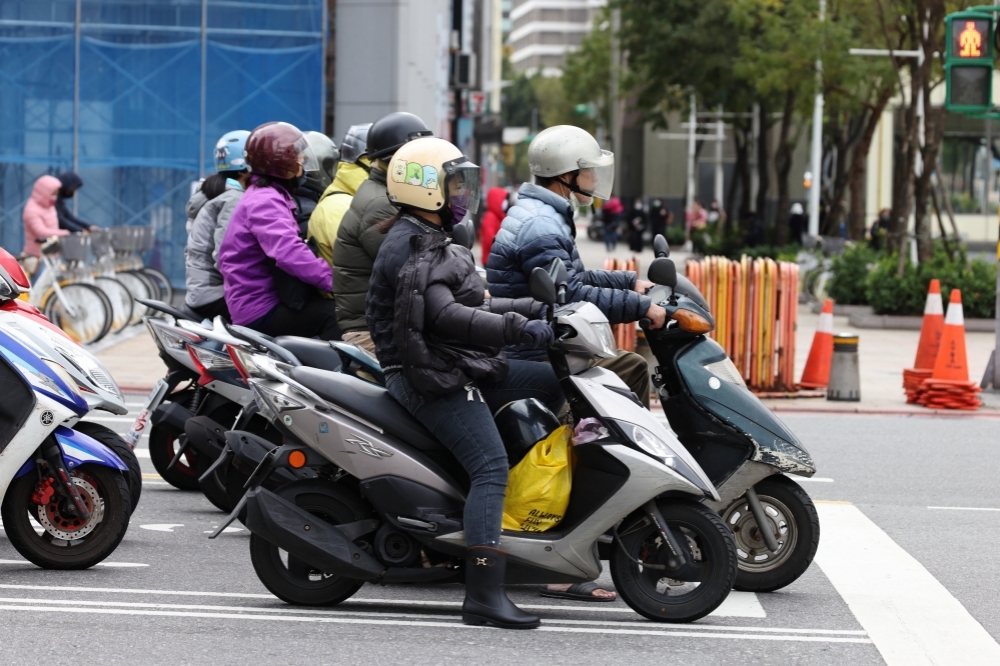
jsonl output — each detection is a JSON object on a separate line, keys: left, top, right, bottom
{"left": 611, "top": 499, "right": 737, "bottom": 623}
{"left": 724, "top": 475, "right": 820, "bottom": 592}
{"left": 1, "top": 464, "right": 131, "bottom": 569}
{"left": 74, "top": 421, "right": 143, "bottom": 509}
{"left": 250, "top": 479, "right": 373, "bottom": 606}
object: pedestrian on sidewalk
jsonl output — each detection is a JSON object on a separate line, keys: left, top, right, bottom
{"left": 627, "top": 198, "right": 647, "bottom": 253}
{"left": 22, "top": 175, "right": 68, "bottom": 266}
{"left": 54, "top": 172, "right": 99, "bottom": 233}
{"left": 602, "top": 196, "right": 623, "bottom": 252}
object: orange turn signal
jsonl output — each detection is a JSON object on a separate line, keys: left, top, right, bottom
{"left": 288, "top": 450, "right": 307, "bottom": 469}
{"left": 672, "top": 309, "right": 713, "bottom": 333}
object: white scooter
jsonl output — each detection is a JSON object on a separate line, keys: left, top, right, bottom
{"left": 0, "top": 252, "right": 133, "bottom": 569}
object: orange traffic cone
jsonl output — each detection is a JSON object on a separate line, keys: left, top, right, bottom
{"left": 799, "top": 299, "right": 834, "bottom": 389}
{"left": 903, "top": 279, "right": 945, "bottom": 403}
{"left": 914, "top": 289, "right": 981, "bottom": 410}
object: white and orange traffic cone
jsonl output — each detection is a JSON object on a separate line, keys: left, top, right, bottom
{"left": 914, "top": 289, "right": 981, "bottom": 410}
{"left": 799, "top": 299, "right": 834, "bottom": 389}
{"left": 903, "top": 279, "right": 945, "bottom": 403}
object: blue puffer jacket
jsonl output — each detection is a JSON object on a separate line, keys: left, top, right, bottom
{"left": 486, "top": 183, "right": 651, "bottom": 359}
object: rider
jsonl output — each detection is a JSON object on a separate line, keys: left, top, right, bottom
{"left": 334, "top": 111, "right": 432, "bottom": 352}
{"left": 487, "top": 125, "right": 666, "bottom": 408}
{"left": 307, "top": 123, "right": 372, "bottom": 268}
{"left": 368, "top": 137, "right": 561, "bottom": 630}
{"left": 217, "top": 121, "right": 339, "bottom": 339}
{"left": 291, "top": 131, "right": 340, "bottom": 233}
{"left": 183, "top": 130, "right": 251, "bottom": 320}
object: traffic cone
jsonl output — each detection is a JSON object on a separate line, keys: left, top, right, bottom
{"left": 902, "top": 279, "right": 944, "bottom": 403}
{"left": 799, "top": 299, "right": 834, "bottom": 389}
{"left": 914, "top": 289, "right": 981, "bottom": 410}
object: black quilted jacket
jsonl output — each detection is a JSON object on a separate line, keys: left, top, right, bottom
{"left": 367, "top": 214, "right": 541, "bottom": 397}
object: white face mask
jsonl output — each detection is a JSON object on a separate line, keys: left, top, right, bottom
{"left": 573, "top": 192, "right": 593, "bottom": 208}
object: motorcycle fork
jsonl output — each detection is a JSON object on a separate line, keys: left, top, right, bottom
{"left": 38, "top": 438, "right": 91, "bottom": 521}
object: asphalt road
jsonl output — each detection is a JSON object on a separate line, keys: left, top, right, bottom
{"left": 2, "top": 403, "right": 998, "bottom": 665}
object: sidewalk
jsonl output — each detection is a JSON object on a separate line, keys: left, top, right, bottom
{"left": 94, "top": 328, "right": 164, "bottom": 393}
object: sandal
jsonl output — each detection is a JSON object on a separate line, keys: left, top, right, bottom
{"left": 538, "top": 582, "right": 617, "bottom": 602}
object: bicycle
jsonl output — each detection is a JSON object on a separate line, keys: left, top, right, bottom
{"left": 26, "top": 236, "right": 113, "bottom": 344}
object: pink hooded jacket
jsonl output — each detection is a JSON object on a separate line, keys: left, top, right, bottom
{"left": 22, "top": 175, "right": 68, "bottom": 257}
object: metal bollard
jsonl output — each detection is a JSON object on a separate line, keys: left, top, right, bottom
{"left": 827, "top": 333, "right": 861, "bottom": 402}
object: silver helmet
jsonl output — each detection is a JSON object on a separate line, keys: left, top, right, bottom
{"left": 527, "top": 125, "right": 615, "bottom": 200}
{"left": 303, "top": 131, "right": 340, "bottom": 192}
{"left": 340, "top": 123, "right": 372, "bottom": 165}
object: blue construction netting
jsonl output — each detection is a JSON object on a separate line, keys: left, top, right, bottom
{"left": 0, "top": 0, "right": 325, "bottom": 286}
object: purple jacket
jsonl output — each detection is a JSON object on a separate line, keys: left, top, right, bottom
{"left": 218, "top": 182, "right": 332, "bottom": 325}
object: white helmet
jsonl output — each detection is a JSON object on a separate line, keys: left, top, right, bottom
{"left": 527, "top": 125, "right": 615, "bottom": 199}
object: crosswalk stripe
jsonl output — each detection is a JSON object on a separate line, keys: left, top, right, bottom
{"left": 815, "top": 503, "right": 1000, "bottom": 665}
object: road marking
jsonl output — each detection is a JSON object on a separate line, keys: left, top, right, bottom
{"left": 815, "top": 502, "right": 1000, "bottom": 664}
{"left": 791, "top": 476, "right": 834, "bottom": 483}
{"left": 0, "top": 597, "right": 864, "bottom": 635}
{"left": 927, "top": 506, "right": 1000, "bottom": 512}
{"left": 0, "top": 603, "right": 871, "bottom": 643}
{"left": 0, "top": 584, "right": 761, "bottom": 618}
{"left": 204, "top": 527, "right": 243, "bottom": 534}
{"left": 87, "top": 416, "right": 137, "bottom": 423}
{"left": 0, "top": 560, "right": 147, "bottom": 568}
{"left": 132, "top": 448, "right": 150, "bottom": 459}
{"left": 140, "top": 473, "right": 163, "bottom": 480}
{"left": 139, "top": 524, "right": 184, "bottom": 532}
{"left": 143, "top": 481, "right": 171, "bottom": 486}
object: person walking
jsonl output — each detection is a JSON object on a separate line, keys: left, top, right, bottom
{"left": 183, "top": 130, "right": 251, "bottom": 320}
{"left": 368, "top": 137, "right": 561, "bottom": 630}
{"left": 602, "top": 197, "right": 623, "bottom": 252}
{"left": 649, "top": 198, "right": 668, "bottom": 239}
{"left": 787, "top": 202, "right": 808, "bottom": 246}
{"left": 217, "top": 121, "right": 339, "bottom": 339}
{"left": 308, "top": 123, "right": 371, "bottom": 268}
{"left": 627, "top": 198, "right": 647, "bottom": 253}
{"left": 22, "top": 175, "right": 68, "bottom": 265}
{"left": 54, "top": 172, "right": 98, "bottom": 232}
{"left": 333, "top": 111, "right": 432, "bottom": 352}
{"left": 686, "top": 200, "right": 708, "bottom": 233}
{"left": 479, "top": 187, "right": 509, "bottom": 266}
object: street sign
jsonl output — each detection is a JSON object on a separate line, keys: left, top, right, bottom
{"left": 466, "top": 90, "right": 486, "bottom": 116}
{"left": 944, "top": 11, "right": 994, "bottom": 113}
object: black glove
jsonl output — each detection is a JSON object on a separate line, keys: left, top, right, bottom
{"left": 521, "top": 320, "right": 554, "bottom": 349}
{"left": 529, "top": 301, "right": 549, "bottom": 320}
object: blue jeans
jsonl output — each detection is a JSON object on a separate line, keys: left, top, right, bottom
{"left": 385, "top": 360, "right": 565, "bottom": 548}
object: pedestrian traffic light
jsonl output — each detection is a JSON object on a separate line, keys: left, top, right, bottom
{"left": 945, "top": 11, "right": 994, "bottom": 113}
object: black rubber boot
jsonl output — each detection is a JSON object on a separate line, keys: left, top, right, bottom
{"left": 462, "top": 547, "right": 541, "bottom": 629}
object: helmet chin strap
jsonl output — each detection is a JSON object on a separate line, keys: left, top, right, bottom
{"left": 557, "top": 174, "right": 592, "bottom": 206}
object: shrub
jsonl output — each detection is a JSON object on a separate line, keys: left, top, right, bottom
{"left": 865, "top": 248, "right": 996, "bottom": 318}
{"left": 826, "top": 243, "right": 878, "bottom": 305}
{"left": 865, "top": 256, "right": 928, "bottom": 315}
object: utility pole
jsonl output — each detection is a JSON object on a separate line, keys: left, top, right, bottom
{"left": 808, "top": 0, "right": 826, "bottom": 237}
{"left": 750, "top": 103, "right": 760, "bottom": 208}
{"left": 686, "top": 93, "right": 697, "bottom": 244}
{"left": 715, "top": 104, "right": 725, "bottom": 206}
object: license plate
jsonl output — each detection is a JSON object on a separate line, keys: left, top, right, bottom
{"left": 124, "top": 378, "right": 169, "bottom": 448}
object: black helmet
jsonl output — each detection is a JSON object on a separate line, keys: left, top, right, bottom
{"left": 493, "top": 398, "right": 561, "bottom": 468}
{"left": 367, "top": 112, "right": 432, "bottom": 160}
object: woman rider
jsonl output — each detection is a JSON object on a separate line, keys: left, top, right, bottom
{"left": 367, "top": 137, "right": 564, "bottom": 629}
{"left": 218, "top": 122, "right": 340, "bottom": 339}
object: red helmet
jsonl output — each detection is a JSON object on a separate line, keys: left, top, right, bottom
{"left": 244, "top": 122, "right": 318, "bottom": 179}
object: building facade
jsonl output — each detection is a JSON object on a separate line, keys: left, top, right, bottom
{"left": 508, "top": 0, "right": 606, "bottom": 76}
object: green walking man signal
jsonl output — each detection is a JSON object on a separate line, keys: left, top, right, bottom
{"left": 945, "top": 10, "right": 995, "bottom": 113}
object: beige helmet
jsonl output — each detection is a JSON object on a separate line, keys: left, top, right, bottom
{"left": 527, "top": 125, "right": 615, "bottom": 199}
{"left": 386, "top": 137, "right": 481, "bottom": 216}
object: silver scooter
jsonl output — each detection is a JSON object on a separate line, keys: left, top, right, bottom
{"left": 226, "top": 260, "right": 738, "bottom": 624}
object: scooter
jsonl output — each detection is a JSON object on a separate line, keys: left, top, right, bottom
{"left": 642, "top": 235, "right": 820, "bottom": 592}
{"left": 0, "top": 254, "right": 133, "bottom": 569}
{"left": 225, "top": 259, "right": 738, "bottom": 624}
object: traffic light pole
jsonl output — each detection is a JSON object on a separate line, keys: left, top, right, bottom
{"left": 807, "top": 0, "right": 826, "bottom": 238}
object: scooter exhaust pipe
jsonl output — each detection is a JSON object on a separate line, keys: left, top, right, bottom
{"left": 244, "top": 487, "right": 385, "bottom": 581}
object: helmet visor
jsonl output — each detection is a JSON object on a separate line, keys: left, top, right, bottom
{"left": 577, "top": 150, "right": 615, "bottom": 200}
{"left": 445, "top": 162, "right": 482, "bottom": 215}
{"left": 292, "top": 134, "right": 319, "bottom": 175}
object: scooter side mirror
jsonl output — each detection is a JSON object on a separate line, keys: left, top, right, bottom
{"left": 648, "top": 257, "right": 677, "bottom": 288}
{"left": 653, "top": 234, "right": 670, "bottom": 259}
{"left": 545, "top": 258, "right": 568, "bottom": 304}
{"left": 451, "top": 218, "right": 475, "bottom": 250}
{"left": 529, "top": 266, "right": 558, "bottom": 305}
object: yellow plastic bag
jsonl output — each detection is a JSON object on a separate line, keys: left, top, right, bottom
{"left": 501, "top": 425, "right": 573, "bottom": 533}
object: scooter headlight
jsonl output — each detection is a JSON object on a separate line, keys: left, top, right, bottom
{"left": 704, "top": 357, "right": 746, "bottom": 388}
{"left": 611, "top": 419, "right": 715, "bottom": 498}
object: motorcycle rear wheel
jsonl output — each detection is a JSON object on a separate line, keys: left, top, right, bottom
{"left": 148, "top": 422, "right": 200, "bottom": 490}
{"left": 250, "top": 479, "right": 373, "bottom": 606}
{"left": 611, "top": 499, "right": 737, "bottom": 623}
{"left": 1, "top": 465, "right": 131, "bottom": 569}
{"left": 727, "top": 475, "right": 820, "bottom": 592}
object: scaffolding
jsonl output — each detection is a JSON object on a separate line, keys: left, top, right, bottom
{"left": 0, "top": 0, "right": 325, "bottom": 285}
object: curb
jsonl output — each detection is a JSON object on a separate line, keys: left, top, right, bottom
{"left": 848, "top": 312, "right": 996, "bottom": 332}
{"left": 119, "top": 384, "right": 156, "bottom": 395}
{"left": 760, "top": 403, "right": 1000, "bottom": 418}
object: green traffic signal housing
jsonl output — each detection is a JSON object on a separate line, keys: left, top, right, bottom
{"left": 945, "top": 10, "right": 995, "bottom": 113}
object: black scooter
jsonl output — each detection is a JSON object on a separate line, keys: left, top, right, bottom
{"left": 641, "top": 236, "right": 820, "bottom": 592}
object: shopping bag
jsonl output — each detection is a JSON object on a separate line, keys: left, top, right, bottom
{"left": 501, "top": 425, "right": 573, "bottom": 533}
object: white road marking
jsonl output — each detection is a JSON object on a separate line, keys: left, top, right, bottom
{"left": 139, "top": 524, "right": 184, "bottom": 532}
{"left": 927, "top": 506, "right": 1000, "bottom": 512}
{"left": 791, "top": 476, "right": 834, "bottom": 483}
{"left": 0, "top": 560, "right": 147, "bottom": 567}
{"left": 0, "top": 603, "right": 870, "bottom": 643}
{"left": 143, "top": 481, "right": 170, "bottom": 486}
{"left": 0, "top": 583, "right": 762, "bottom": 618}
{"left": 0, "top": 596, "right": 863, "bottom": 635}
{"left": 815, "top": 502, "right": 1000, "bottom": 664}
{"left": 87, "top": 416, "right": 137, "bottom": 423}
{"left": 132, "top": 448, "right": 150, "bottom": 459}
{"left": 204, "top": 527, "right": 243, "bottom": 534}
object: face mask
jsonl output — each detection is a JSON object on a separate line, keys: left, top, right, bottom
{"left": 573, "top": 192, "right": 593, "bottom": 208}
{"left": 501, "top": 199, "right": 509, "bottom": 213}
{"left": 450, "top": 201, "right": 468, "bottom": 224}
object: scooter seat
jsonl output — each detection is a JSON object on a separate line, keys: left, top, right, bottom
{"left": 289, "top": 366, "right": 443, "bottom": 452}
{"left": 274, "top": 336, "right": 343, "bottom": 373}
